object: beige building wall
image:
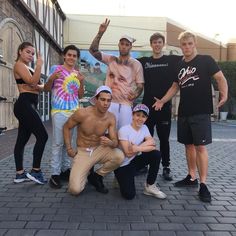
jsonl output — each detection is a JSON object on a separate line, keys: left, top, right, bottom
{"left": 197, "top": 37, "right": 227, "bottom": 61}
{"left": 166, "top": 21, "right": 183, "bottom": 48}
{"left": 166, "top": 20, "right": 227, "bottom": 61}
{"left": 227, "top": 39, "right": 236, "bottom": 61}
{"left": 64, "top": 15, "right": 228, "bottom": 120}
{"left": 64, "top": 15, "right": 167, "bottom": 51}
{"left": 64, "top": 15, "right": 228, "bottom": 62}
{"left": 0, "top": 0, "right": 64, "bottom": 130}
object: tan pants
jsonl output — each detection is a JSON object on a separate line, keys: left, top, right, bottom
{"left": 68, "top": 146, "right": 124, "bottom": 195}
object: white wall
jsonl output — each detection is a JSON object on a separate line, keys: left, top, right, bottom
{"left": 64, "top": 15, "right": 167, "bottom": 51}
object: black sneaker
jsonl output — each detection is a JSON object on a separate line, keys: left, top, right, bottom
{"left": 60, "top": 169, "right": 71, "bottom": 181}
{"left": 162, "top": 167, "right": 173, "bottom": 181}
{"left": 174, "top": 174, "right": 198, "bottom": 187}
{"left": 49, "top": 175, "right": 62, "bottom": 189}
{"left": 199, "top": 183, "right": 211, "bottom": 202}
{"left": 87, "top": 172, "right": 108, "bottom": 194}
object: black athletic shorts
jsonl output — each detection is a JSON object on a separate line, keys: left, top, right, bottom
{"left": 177, "top": 114, "right": 212, "bottom": 146}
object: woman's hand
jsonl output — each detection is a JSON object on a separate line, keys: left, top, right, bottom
{"left": 36, "top": 51, "right": 43, "bottom": 67}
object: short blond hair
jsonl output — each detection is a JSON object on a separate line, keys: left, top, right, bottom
{"left": 178, "top": 31, "right": 197, "bottom": 42}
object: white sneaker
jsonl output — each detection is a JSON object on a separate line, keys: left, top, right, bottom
{"left": 143, "top": 183, "right": 167, "bottom": 199}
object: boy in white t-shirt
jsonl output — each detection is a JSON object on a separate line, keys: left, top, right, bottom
{"left": 114, "top": 104, "right": 167, "bottom": 200}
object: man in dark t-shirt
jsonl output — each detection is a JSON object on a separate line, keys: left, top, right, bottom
{"left": 154, "top": 31, "right": 228, "bottom": 203}
{"left": 138, "top": 33, "right": 181, "bottom": 181}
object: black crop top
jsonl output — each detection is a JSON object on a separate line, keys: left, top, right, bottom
{"left": 16, "top": 78, "right": 27, "bottom": 84}
{"left": 15, "top": 67, "right": 41, "bottom": 85}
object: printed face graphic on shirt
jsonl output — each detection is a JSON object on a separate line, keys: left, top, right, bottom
{"left": 106, "top": 63, "right": 134, "bottom": 101}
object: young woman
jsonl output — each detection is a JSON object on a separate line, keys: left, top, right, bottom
{"left": 115, "top": 104, "right": 167, "bottom": 200}
{"left": 13, "top": 42, "right": 48, "bottom": 184}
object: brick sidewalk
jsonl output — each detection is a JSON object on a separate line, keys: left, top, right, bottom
{"left": 0, "top": 121, "right": 52, "bottom": 161}
{"left": 0, "top": 121, "right": 236, "bottom": 235}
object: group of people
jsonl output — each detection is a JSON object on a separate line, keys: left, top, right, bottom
{"left": 12, "top": 18, "right": 228, "bottom": 203}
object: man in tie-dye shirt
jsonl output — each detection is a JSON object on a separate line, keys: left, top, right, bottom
{"left": 44, "top": 45, "right": 85, "bottom": 189}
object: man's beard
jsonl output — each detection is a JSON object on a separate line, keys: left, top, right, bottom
{"left": 120, "top": 51, "right": 129, "bottom": 57}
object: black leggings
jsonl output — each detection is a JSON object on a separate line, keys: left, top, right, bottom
{"left": 114, "top": 150, "right": 161, "bottom": 200}
{"left": 13, "top": 93, "right": 48, "bottom": 171}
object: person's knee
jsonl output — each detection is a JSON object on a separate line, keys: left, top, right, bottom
{"left": 195, "top": 145, "right": 207, "bottom": 153}
{"left": 186, "top": 144, "right": 195, "bottom": 152}
{"left": 42, "top": 131, "right": 48, "bottom": 143}
{"left": 68, "top": 172, "right": 86, "bottom": 196}
{"left": 36, "top": 130, "right": 48, "bottom": 144}
{"left": 150, "top": 150, "right": 161, "bottom": 161}
{"left": 114, "top": 150, "right": 125, "bottom": 165}
{"left": 68, "top": 184, "right": 84, "bottom": 196}
{"left": 156, "top": 150, "right": 162, "bottom": 157}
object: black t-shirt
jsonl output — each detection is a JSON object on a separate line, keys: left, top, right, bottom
{"left": 175, "top": 55, "right": 220, "bottom": 117}
{"left": 138, "top": 55, "right": 181, "bottom": 109}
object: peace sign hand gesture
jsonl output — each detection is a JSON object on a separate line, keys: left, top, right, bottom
{"left": 36, "top": 51, "right": 43, "bottom": 67}
{"left": 98, "top": 18, "right": 110, "bottom": 34}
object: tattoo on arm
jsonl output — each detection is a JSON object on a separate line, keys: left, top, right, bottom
{"left": 133, "top": 85, "right": 143, "bottom": 99}
{"left": 89, "top": 33, "right": 103, "bottom": 61}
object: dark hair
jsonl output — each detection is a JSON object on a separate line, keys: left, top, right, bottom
{"left": 16, "top": 41, "right": 34, "bottom": 61}
{"left": 63, "top": 45, "right": 80, "bottom": 58}
{"left": 149, "top": 33, "right": 165, "bottom": 44}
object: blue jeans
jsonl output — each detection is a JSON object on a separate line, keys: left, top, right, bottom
{"left": 51, "top": 112, "right": 73, "bottom": 175}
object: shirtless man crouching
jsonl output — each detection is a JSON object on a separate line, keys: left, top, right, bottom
{"left": 63, "top": 85, "right": 124, "bottom": 195}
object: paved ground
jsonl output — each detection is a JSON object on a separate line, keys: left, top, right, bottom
{"left": 0, "top": 120, "right": 236, "bottom": 236}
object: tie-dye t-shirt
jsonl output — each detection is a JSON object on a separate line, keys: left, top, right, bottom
{"left": 48, "top": 65, "right": 81, "bottom": 114}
